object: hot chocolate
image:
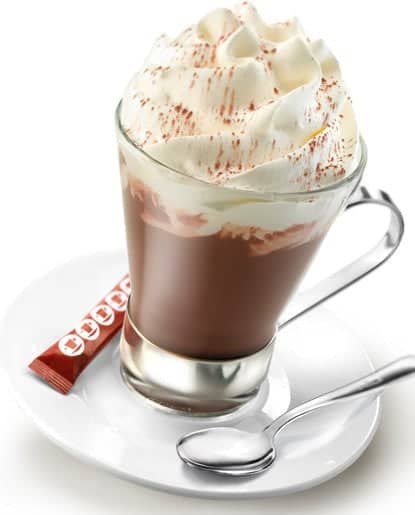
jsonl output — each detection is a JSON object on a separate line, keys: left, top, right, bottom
{"left": 117, "top": 2, "right": 361, "bottom": 402}
{"left": 123, "top": 177, "right": 325, "bottom": 359}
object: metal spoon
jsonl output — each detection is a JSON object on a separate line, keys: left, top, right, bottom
{"left": 177, "top": 356, "right": 415, "bottom": 476}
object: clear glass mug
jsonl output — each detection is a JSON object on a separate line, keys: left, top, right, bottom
{"left": 115, "top": 103, "right": 404, "bottom": 415}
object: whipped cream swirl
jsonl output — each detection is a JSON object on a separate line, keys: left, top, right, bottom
{"left": 121, "top": 2, "right": 359, "bottom": 194}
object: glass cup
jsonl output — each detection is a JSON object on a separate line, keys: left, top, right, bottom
{"left": 115, "top": 102, "right": 377, "bottom": 415}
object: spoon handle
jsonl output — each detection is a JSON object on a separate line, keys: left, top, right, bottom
{"left": 264, "top": 355, "right": 415, "bottom": 437}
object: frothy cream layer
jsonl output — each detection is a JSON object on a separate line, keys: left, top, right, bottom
{"left": 118, "top": 2, "right": 361, "bottom": 251}
{"left": 121, "top": 2, "right": 359, "bottom": 193}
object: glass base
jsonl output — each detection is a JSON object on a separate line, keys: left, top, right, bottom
{"left": 119, "top": 305, "right": 276, "bottom": 416}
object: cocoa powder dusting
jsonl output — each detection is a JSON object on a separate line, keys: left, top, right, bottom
{"left": 228, "top": 90, "right": 235, "bottom": 116}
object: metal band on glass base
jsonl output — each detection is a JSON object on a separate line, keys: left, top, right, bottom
{"left": 120, "top": 301, "right": 276, "bottom": 416}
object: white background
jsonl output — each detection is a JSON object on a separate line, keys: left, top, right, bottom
{"left": 0, "top": 0, "right": 414, "bottom": 513}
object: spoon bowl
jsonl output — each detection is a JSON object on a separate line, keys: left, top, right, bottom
{"left": 177, "top": 427, "right": 275, "bottom": 475}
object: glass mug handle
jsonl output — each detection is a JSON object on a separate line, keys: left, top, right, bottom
{"left": 279, "top": 185, "right": 405, "bottom": 328}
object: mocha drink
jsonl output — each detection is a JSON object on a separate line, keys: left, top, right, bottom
{"left": 117, "top": 2, "right": 360, "bottom": 361}
{"left": 121, "top": 173, "right": 327, "bottom": 359}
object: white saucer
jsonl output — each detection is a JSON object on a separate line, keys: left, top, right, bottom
{"left": 0, "top": 251, "right": 380, "bottom": 499}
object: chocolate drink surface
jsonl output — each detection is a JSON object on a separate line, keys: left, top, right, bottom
{"left": 123, "top": 181, "right": 325, "bottom": 359}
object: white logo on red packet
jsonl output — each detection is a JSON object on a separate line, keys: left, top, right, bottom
{"left": 105, "top": 290, "right": 127, "bottom": 312}
{"left": 91, "top": 304, "right": 115, "bottom": 326}
{"left": 76, "top": 318, "right": 100, "bottom": 340}
{"left": 58, "top": 335, "right": 85, "bottom": 357}
{"left": 120, "top": 277, "right": 131, "bottom": 295}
